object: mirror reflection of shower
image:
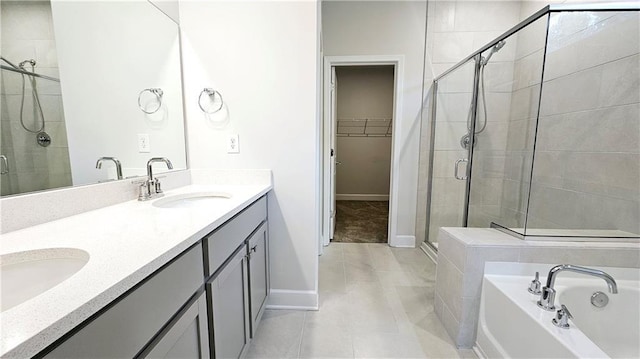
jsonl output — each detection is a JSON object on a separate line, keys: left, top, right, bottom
{"left": 460, "top": 40, "right": 506, "bottom": 149}
{"left": 0, "top": 56, "right": 51, "bottom": 147}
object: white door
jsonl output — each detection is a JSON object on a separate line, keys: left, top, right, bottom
{"left": 329, "top": 66, "right": 338, "bottom": 240}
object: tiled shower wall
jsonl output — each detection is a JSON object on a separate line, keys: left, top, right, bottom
{"left": 484, "top": 10, "right": 640, "bottom": 235}
{"left": 425, "top": 3, "right": 640, "bottom": 238}
{"left": 526, "top": 11, "right": 640, "bottom": 235}
{"left": 417, "top": 0, "right": 523, "bottom": 245}
{"left": 0, "top": 0, "right": 72, "bottom": 196}
{"left": 475, "top": 15, "right": 549, "bottom": 229}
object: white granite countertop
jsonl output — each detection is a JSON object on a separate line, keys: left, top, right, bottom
{"left": 0, "top": 183, "right": 271, "bottom": 358}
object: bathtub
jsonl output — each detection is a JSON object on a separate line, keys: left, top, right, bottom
{"left": 475, "top": 262, "right": 640, "bottom": 359}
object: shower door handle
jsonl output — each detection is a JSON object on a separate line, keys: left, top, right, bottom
{"left": 0, "top": 155, "right": 8, "bottom": 175}
{"left": 454, "top": 159, "right": 468, "bottom": 180}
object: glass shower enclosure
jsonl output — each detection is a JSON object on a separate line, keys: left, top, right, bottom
{"left": 423, "top": 3, "right": 640, "bottom": 250}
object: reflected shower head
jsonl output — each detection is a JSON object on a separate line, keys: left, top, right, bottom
{"left": 18, "top": 59, "right": 36, "bottom": 70}
{"left": 481, "top": 40, "right": 506, "bottom": 65}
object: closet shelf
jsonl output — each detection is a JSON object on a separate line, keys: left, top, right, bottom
{"left": 336, "top": 118, "right": 392, "bottom": 137}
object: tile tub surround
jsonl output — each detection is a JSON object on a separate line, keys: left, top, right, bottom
{"left": 0, "top": 178, "right": 272, "bottom": 357}
{"left": 434, "top": 227, "right": 640, "bottom": 348}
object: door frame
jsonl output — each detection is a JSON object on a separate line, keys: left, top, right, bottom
{"left": 321, "top": 55, "right": 404, "bottom": 248}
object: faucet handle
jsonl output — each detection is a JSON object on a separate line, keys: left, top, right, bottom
{"left": 552, "top": 304, "right": 573, "bottom": 329}
{"left": 528, "top": 271, "right": 542, "bottom": 295}
{"left": 154, "top": 177, "right": 165, "bottom": 194}
{"left": 132, "top": 179, "right": 152, "bottom": 201}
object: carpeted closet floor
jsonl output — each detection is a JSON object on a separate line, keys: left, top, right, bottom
{"left": 333, "top": 200, "right": 389, "bottom": 243}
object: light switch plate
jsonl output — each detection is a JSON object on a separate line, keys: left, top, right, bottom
{"left": 227, "top": 134, "right": 240, "bottom": 154}
{"left": 138, "top": 134, "right": 151, "bottom": 153}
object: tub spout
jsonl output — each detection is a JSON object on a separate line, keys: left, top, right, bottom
{"left": 537, "top": 264, "right": 617, "bottom": 311}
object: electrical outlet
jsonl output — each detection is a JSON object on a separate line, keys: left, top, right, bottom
{"left": 138, "top": 134, "right": 150, "bottom": 153}
{"left": 227, "top": 134, "right": 239, "bottom": 154}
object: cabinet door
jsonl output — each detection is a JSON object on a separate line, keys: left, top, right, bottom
{"left": 208, "top": 246, "right": 249, "bottom": 359}
{"left": 248, "top": 222, "right": 269, "bottom": 337}
{"left": 143, "top": 291, "right": 210, "bottom": 359}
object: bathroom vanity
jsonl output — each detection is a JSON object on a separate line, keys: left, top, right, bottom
{"left": 0, "top": 180, "right": 272, "bottom": 359}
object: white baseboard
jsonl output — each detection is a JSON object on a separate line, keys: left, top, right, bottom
{"left": 266, "top": 289, "right": 319, "bottom": 310}
{"left": 390, "top": 235, "right": 415, "bottom": 247}
{"left": 335, "top": 194, "right": 389, "bottom": 201}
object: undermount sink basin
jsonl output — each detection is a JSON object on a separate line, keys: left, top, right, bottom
{"left": 0, "top": 248, "right": 89, "bottom": 312}
{"left": 152, "top": 192, "right": 232, "bottom": 209}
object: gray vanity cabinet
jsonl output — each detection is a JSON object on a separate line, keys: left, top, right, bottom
{"left": 43, "top": 244, "right": 205, "bottom": 359}
{"left": 143, "top": 292, "right": 210, "bottom": 359}
{"left": 248, "top": 222, "right": 269, "bottom": 337}
{"left": 208, "top": 247, "right": 251, "bottom": 359}
{"left": 38, "top": 195, "right": 270, "bottom": 359}
{"left": 203, "top": 196, "right": 268, "bottom": 359}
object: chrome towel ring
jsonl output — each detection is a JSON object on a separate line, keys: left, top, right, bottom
{"left": 138, "top": 88, "right": 164, "bottom": 114}
{"left": 198, "top": 88, "right": 224, "bottom": 114}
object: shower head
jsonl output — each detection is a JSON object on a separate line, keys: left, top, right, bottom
{"left": 493, "top": 40, "right": 506, "bottom": 52}
{"left": 18, "top": 59, "right": 36, "bottom": 70}
{"left": 481, "top": 40, "right": 506, "bottom": 66}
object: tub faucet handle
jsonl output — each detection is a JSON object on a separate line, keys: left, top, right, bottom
{"left": 552, "top": 304, "right": 573, "bottom": 329}
{"left": 528, "top": 271, "right": 542, "bottom": 295}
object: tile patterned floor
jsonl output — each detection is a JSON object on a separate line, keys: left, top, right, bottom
{"left": 246, "top": 243, "right": 477, "bottom": 359}
{"left": 333, "top": 201, "right": 389, "bottom": 243}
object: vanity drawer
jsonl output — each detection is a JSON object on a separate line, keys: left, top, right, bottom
{"left": 43, "top": 244, "right": 204, "bottom": 358}
{"left": 204, "top": 196, "right": 266, "bottom": 277}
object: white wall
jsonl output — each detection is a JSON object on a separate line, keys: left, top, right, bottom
{"left": 51, "top": 0, "right": 186, "bottom": 185}
{"left": 336, "top": 137, "right": 391, "bottom": 198}
{"left": 335, "top": 66, "right": 392, "bottom": 199}
{"left": 336, "top": 66, "right": 394, "bottom": 119}
{"left": 179, "top": 0, "right": 319, "bottom": 309}
{"left": 323, "top": 1, "right": 427, "bottom": 246}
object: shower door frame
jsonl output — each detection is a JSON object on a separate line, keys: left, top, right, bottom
{"left": 423, "top": 55, "right": 481, "bottom": 253}
{"left": 423, "top": 3, "right": 554, "bottom": 252}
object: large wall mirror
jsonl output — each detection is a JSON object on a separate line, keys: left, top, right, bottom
{"left": 0, "top": 0, "right": 187, "bottom": 197}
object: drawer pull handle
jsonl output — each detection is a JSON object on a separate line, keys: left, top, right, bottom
{"left": 246, "top": 245, "right": 258, "bottom": 260}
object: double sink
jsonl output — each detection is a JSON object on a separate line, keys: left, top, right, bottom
{"left": 0, "top": 191, "right": 231, "bottom": 313}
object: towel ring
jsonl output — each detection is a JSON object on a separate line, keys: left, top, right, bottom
{"left": 138, "top": 88, "right": 164, "bottom": 114}
{"left": 198, "top": 88, "right": 224, "bottom": 114}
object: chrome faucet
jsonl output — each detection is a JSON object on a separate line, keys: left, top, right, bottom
{"left": 136, "top": 157, "right": 173, "bottom": 201}
{"left": 147, "top": 157, "right": 173, "bottom": 183}
{"left": 538, "top": 264, "right": 618, "bottom": 311}
{"left": 96, "top": 157, "right": 123, "bottom": 180}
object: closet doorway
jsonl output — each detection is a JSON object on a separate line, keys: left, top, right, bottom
{"left": 330, "top": 65, "right": 394, "bottom": 244}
